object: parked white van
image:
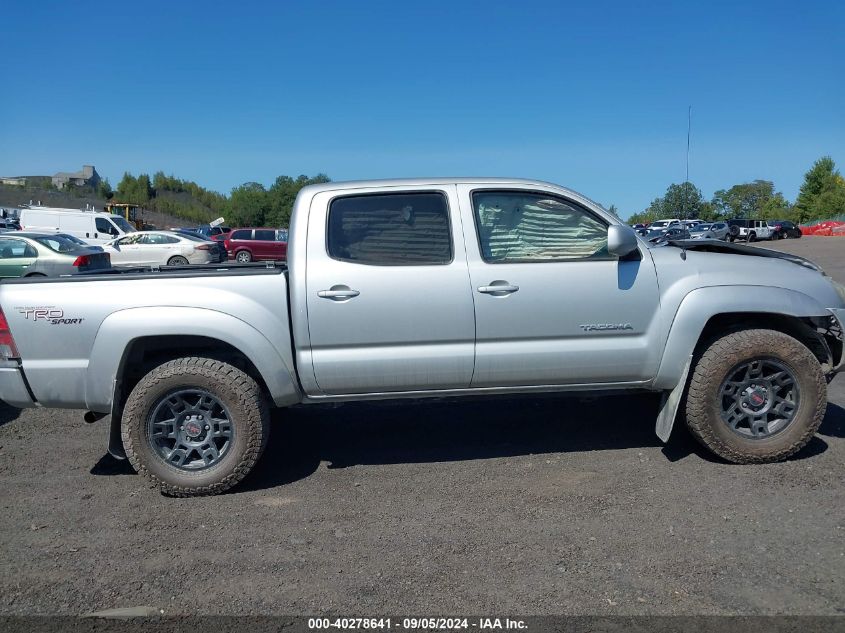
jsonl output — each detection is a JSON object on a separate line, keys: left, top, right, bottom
{"left": 19, "top": 207, "right": 136, "bottom": 244}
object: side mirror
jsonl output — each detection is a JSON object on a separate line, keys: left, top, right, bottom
{"left": 607, "top": 224, "right": 640, "bottom": 258}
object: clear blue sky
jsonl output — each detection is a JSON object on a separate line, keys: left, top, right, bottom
{"left": 2, "top": 0, "right": 843, "bottom": 218}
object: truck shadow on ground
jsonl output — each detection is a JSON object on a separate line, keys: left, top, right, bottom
{"left": 239, "top": 394, "right": 834, "bottom": 493}
{"left": 0, "top": 403, "right": 21, "bottom": 428}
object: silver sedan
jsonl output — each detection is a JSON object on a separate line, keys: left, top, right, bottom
{"left": 0, "top": 233, "right": 111, "bottom": 278}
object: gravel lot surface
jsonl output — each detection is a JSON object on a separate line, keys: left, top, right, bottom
{"left": 1, "top": 237, "right": 843, "bottom": 616}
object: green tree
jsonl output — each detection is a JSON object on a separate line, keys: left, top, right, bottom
{"left": 267, "top": 173, "right": 331, "bottom": 227}
{"left": 642, "top": 182, "right": 710, "bottom": 221}
{"left": 97, "top": 178, "right": 113, "bottom": 200}
{"left": 711, "top": 180, "right": 789, "bottom": 220}
{"left": 795, "top": 156, "right": 845, "bottom": 222}
{"left": 229, "top": 182, "right": 269, "bottom": 226}
{"left": 116, "top": 172, "right": 152, "bottom": 204}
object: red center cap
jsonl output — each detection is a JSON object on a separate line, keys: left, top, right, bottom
{"left": 750, "top": 393, "right": 764, "bottom": 406}
{"left": 185, "top": 421, "right": 202, "bottom": 436}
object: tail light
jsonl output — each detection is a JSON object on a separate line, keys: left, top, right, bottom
{"left": 0, "top": 307, "right": 19, "bottom": 360}
{"left": 72, "top": 255, "right": 90, "bottom": 267}
{"left": 196, "top": 244, "right": 212, "bottom": 251}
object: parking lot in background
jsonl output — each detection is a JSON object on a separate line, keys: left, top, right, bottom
{"left": 0, "top": 237, "right": 842, "bottom": 615}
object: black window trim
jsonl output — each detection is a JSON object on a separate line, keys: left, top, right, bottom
{"left": 469, "top": 188, "right": 617, "bottom": 265}
{"left": 325, "top": 190, "right": 455, "bottom": 267}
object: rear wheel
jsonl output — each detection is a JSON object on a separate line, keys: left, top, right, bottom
{"left": 747, "top": 232, "right": 756, "bottom": 242}
{"left": 685, "top": 329, "right": 826, "bottom": 463}
{"left": 24, "top": 272, "right": 46, "bottom": 277}
{"left": 167, "top": 255, "right": 189, "bottom": 266}
{"left": 236, "top": 250, "right": 252, "bottom": 263}
{"left": 121, "top": 357, "right": 270, "bottom": 496}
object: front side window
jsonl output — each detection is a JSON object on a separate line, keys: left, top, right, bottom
{"left": 118, "top": 234, "right": 143, "bottom": 245}
{"left": 472, "top": 191, "right": 608, "bottom": 263}
{"left": 327, "top": 192, "right": 452, "bottom": 265}
{"left": 95, "top": 218, "right": 114, "bottom": 234}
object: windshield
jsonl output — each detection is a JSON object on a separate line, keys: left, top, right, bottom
{"left": 111, "top": 216, "right": 136, "bottom": 233}
{"left": 33, "top": 235, "right": 82, "bottom": 253}
{"left": 650, "top": 221, "right": 670, "bottom": 228}
{"left": 690, "top": 225, "right": 710, "bottom": 233}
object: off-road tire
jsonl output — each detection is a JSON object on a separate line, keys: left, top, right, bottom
{"left": 167, "top": 255, "right": 189, "bottom": 266}
{"left": 685, "top": 329, "right": 826, "bottom": 463}
{"left": 121, "top": 357, "right": 270, "bottom": 497}
{"left": 748, "top": 232, "right": 756, "bottom": 242}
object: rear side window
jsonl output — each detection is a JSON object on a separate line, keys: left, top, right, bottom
{"left": 231, "top": 230, "right": 250, "bottom": 240}
{"left": 327, "top": 192, "right": 452, "bottom": 265}
{"left": 0, "top": 239, "right": 37, "bottom": 258}
{"left": 255, "top": 229, "right": 275, "bottom": 241}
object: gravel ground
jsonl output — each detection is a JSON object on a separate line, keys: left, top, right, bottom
{"left": 0, "top": 237, "right": 843, "bottom": 616}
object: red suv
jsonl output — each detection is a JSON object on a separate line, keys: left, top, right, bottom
{"left": 225, "top": 228, "right": 288, "bottom": 262}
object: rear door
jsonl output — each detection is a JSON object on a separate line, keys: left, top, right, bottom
{"left": 304, "top": 186, "right": 475, "bottom": 394}
{"left": 0, "top": 238, "right": 38, "bottom": 278}
{"left": 458, "top": 184, "right": 662, "bottom": 387}
{"left": 253, "top": 229, "right": 276, "bottom": 260}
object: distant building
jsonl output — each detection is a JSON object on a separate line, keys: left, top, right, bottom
{"left": 0, "top": 176, "right": 26, "bottom": 186}
{"left": 52, "top": 165, "right": 101, "bottom": 190}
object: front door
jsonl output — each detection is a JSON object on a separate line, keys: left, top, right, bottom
{"left": 457, "top": 185, "right": 662, "bottom": 387}
{"left": 304, "top": 186, "right": 475, "bottom": 394}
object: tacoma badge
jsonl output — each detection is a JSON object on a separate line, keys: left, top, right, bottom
{"left": 579, "top": 323, "right": 634, "bottom": 332}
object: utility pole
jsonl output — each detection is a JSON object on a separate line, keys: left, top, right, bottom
{"left": 684, "top": 105, "right": 692, "bottom": 219}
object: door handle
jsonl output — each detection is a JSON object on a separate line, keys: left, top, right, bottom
{"left": 477, "top": 282, "right": 519, "bottom": 295}
{"left": 318, "top": 286, "right": 360, "bottom": 300}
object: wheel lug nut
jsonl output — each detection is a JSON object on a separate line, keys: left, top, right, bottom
{"left": 205, "top": 425, "right": 210, "bottom": 430}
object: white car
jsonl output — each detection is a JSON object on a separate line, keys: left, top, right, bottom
{"left": 103, "top": 231, "right": 223, "bottom": 267}
{"left": 649, "top": 218, "right": 681, "bottom": 230}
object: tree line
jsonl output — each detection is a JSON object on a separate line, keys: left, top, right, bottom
{"left": 103, "top": 154, "right": 845, "bottom": 228}
{"left": 111, "top": 172, "right": 330, "bottom": 227}
{"left": 627, "top": 156, "right": 845, "bottom": 225}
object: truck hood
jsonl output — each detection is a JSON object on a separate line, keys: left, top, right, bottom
{"left": 658, "top": 238, "right": 821, "bottom": 272}
{"left": 647, "top": 239, "right": 845, "bottom": 311}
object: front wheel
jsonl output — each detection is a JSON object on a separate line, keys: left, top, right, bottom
{"left": 121, "top": 357, "right": 270, "bottom": 496}
{"left": 685, "top": 329, "right": 826, "bottom": 463}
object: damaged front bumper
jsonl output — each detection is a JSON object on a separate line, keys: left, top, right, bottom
{"left": 825, "top": 308, "right": 845, "bottom": 377}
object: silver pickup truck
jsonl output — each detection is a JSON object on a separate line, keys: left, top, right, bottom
{"left": 1, "top": 178, "right": 843, "bottom": 496}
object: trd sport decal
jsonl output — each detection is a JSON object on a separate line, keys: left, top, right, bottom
{"left": 16, "top": 307, "right": 84, "bottom": 325}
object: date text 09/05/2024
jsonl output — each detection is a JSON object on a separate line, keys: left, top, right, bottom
{"left": 308, "top": 618, "right": 528, "bottom": 630}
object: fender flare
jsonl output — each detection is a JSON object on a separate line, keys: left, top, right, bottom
{"left": 85, "top": 306, "right": 301, "bottom": 413}
{"left": 653, "top": 285, "right": 829, "bottom": 391}
{"left": 651, "top": 285, "right": 829, "bottom": 443}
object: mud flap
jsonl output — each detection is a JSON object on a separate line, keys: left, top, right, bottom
{"left": 107, "top": 393, "right": 127, "bottom": 460}
{"left": 655, "top": 355, "right": 693, "bottom": 442}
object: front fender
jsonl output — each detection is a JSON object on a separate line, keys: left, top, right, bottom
{"left": 653, "top": 285, "right": 830, "bottom": 390}
{"left": 85, "top": 306, "right": 300, "bottom": 412}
